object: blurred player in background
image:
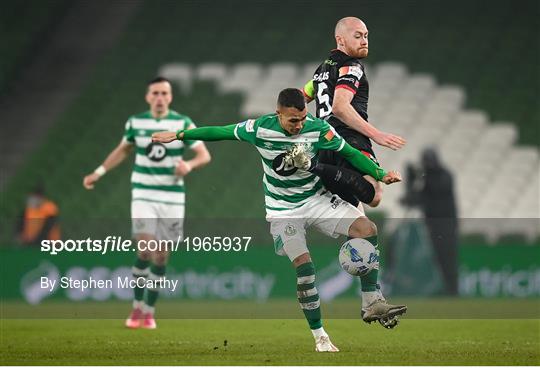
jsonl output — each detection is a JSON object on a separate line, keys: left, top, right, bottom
{"left": 83, "top": 77, "right": 211, "bottom": 329}
{"left": 152, "top": 88, "right": 406, "bottom": 352}
{"left": 303, "top": 17, "right": 406, "bottom": 323}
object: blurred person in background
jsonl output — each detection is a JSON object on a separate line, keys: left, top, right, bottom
{"left": 83, "top": 77, "right": 211, "bottom": 329}
{"left": 401, "top": 148, "right": 458, "bottom": 295}
{"left": 17, "top": 184, "right": 61, "bottom": 246}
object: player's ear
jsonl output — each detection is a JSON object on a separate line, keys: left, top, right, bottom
{"left": 336, "top": 34, "right": 346, "bottom": 47}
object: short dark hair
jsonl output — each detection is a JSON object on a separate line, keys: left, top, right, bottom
{"left": 277, "top": 88, "right": 305, "bottom": 111}
{"left": 147, "top": 76, "right": 171, "bottom": 87}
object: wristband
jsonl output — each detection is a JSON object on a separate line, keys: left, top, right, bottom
{"left": 94, "top": 165, "right": 107, "bottom": 177}
{"left": 176, "top": 130, "right": 184, "bottom": 140}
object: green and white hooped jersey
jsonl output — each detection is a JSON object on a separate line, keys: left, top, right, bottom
{"left": 123, "top": 110, "right": 200, "bottom": 206}
{"left": 234, "top": 113, "right": 345, "bottom": 215}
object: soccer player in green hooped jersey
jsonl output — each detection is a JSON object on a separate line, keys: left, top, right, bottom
{"left": 152, "top": 88, "right": 407, "bottom": 353}
{"left": 83, "top": 77, "right": 211, "bottom": 329}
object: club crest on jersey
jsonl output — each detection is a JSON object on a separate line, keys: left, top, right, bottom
{"left": 284, "top": 223, "right": 297, "bottom": 236}
{"left": 146, "top": 142, "right": 167, "bottom": 161}
{"left": 272, "top": 152, "right": 297, "bottom": 176}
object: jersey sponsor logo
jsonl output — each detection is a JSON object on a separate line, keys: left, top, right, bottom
{"left": 330, "top": 195, "right": 344, "bottom": 210}
{"left": 145, "top": 142, "right": 167, "bottom": 161}
{"left": 339, "top": 65, "right": 363, "bottom": 80}
{"left": 313, "top": 71, "right": 329, "bottom": 82}
{"left": 272, "top": 152, "right": 298, "bottom": 176}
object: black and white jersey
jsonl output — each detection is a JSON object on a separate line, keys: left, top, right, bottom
{"left": 311, "top": 49, "right": 371, "bottom": 149}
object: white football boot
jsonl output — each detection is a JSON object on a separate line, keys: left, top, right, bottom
{"left": 315, "top": 335, "right": 340, "bottom": 352}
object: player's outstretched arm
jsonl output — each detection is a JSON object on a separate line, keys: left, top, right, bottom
{"left": 83, "top": 140, "right": 133, "bottom": 189}
{"left": 333, "top": 88, "right": 406, "bottom": 150}
{"left": 152, "top": 131, "right": 177, "bottom": 143}
{"left": 152, "top": 124, "right": 238, "bottom": 143}
{"left": 338, "top": 142, "right": 401, "bottom": 185}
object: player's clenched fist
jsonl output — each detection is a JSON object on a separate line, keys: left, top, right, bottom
{"left": 382, "top": 170, "right": 401, "bottom": 185}
{"left": 152, "top": 131, "right": 179, "bottom": 143}
{"left": 83, "top": 173, "right": 100, "bottom": 189}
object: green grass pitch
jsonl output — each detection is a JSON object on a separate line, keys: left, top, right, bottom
{"left": 1, "top": 299, "right": 539, "bottom": 365}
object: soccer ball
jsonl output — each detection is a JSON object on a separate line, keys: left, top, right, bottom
{"left": 338, "top": 238, "right": 379, "bottom": 276}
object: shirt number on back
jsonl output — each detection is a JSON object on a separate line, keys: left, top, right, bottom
{"left": 317, "top": 82, "right": 332, "bottom": 118}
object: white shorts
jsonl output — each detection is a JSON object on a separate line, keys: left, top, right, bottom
{"left": 268, "top": 191, "right": 365, "bottom": 261}
{"left": 131, "top": 200, "right": 185, "bottom": 241}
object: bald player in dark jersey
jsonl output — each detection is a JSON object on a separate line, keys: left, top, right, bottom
{"left": 298, "top": 17, "right": 407, "bottom": 329}
{"left": 303, "top": 17, "right": 405, "bottom": 208}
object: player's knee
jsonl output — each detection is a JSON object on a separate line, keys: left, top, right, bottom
{"left": 292, "top": 252, "right": 312, "bottom": 268}
{"left": 137, "top": 248, "right": 152, "bottom": 260}
{"left": 364, "top": 176, "right": 382, "bottom": 208}
{"left": 136, "top": 234, "right": 155, "bottom": 260}
{"left": 368, "top": 188, "right": 382, "bottom": 207}
{"left": 348, "top": 218, "right": 377, "bottom": 238}
{"left": 152, "top": 250, "right": 169, "bottom": 266}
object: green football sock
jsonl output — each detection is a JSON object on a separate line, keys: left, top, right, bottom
{"left": 146, "top": 264, "right": 166, "bottom": 308}
{"left": 360, "top": 235, "right": 380, "bottom": 292}
{"left": 132, "top": 257, "right": 150, "bottom": 302}
{"left": 296, "top": 262, "right": 322, "bottom": 330}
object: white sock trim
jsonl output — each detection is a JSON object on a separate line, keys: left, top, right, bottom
{"left": 143, "top": 304, "right": 155, "bottom": 314}
{"left": 133, "top": 300, "right": 144, "bottom": 310}
{"left": 311, "top": 327, "right": 327, "bottom": 339}
{"left": 362, "top": 290, "right": 384, "bottom": 308}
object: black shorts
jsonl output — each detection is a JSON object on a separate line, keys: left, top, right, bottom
{"left": 318, "top": 133, "right": 379, "bottom": 175}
